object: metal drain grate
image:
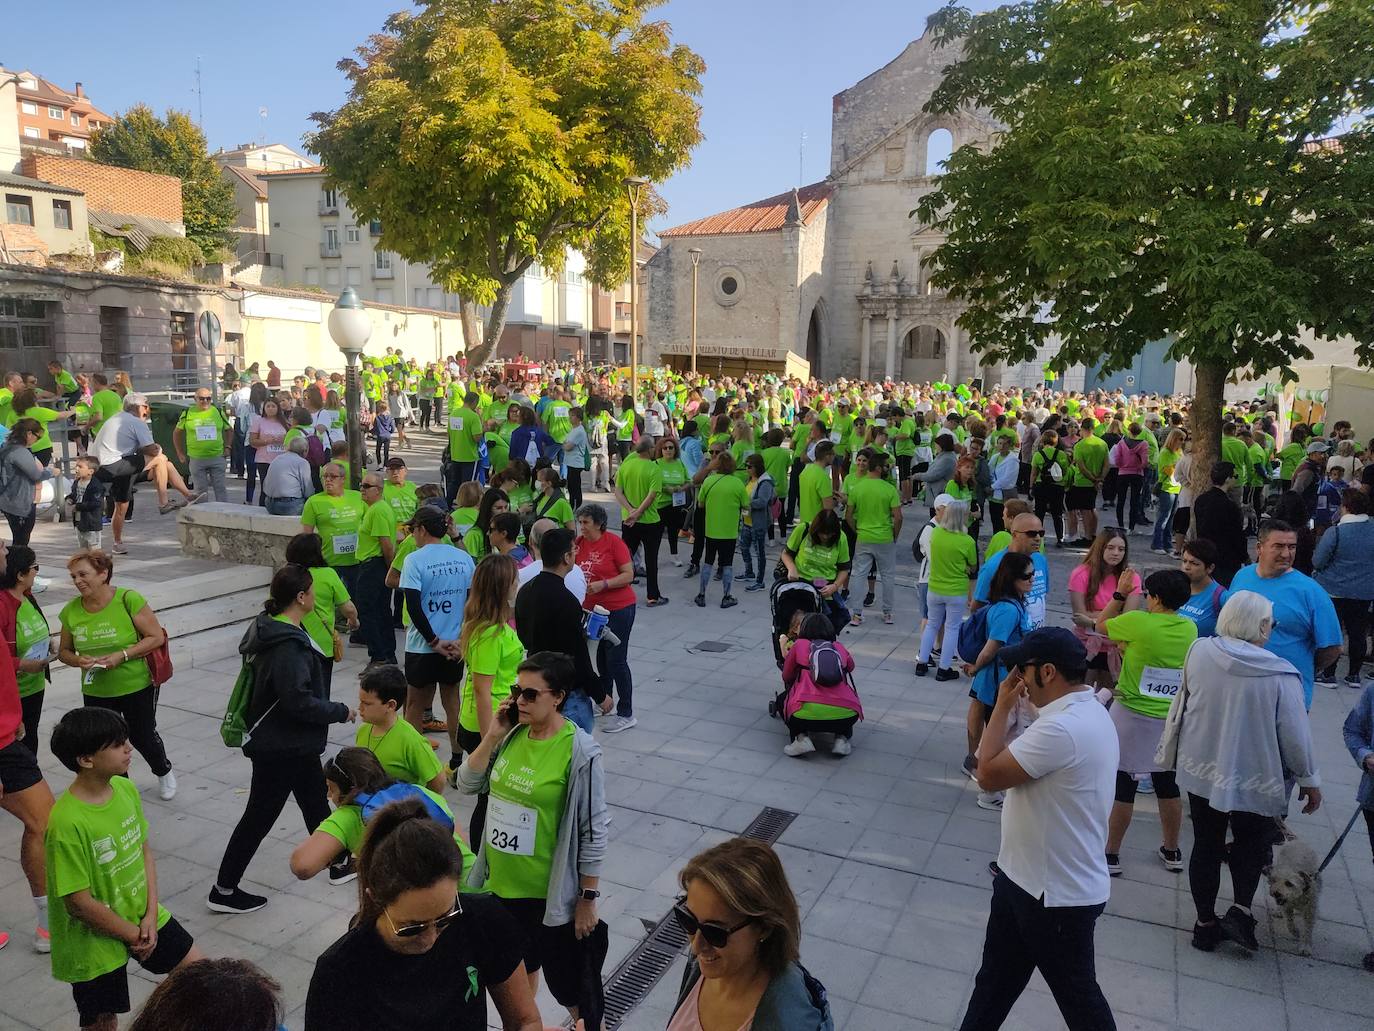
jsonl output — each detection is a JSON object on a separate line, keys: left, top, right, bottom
{"left": 694, "top": 640, "right": 731, "bottom": 652}
{"left": 588, "top": 807, "right": 799, "bottom": 1028}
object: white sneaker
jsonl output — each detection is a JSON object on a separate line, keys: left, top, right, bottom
{"left": 976, "top": 790, "right": 1004, "bottom": 811}
{"left": 112, "top": 543, "right": 129, "bottom": 555}
{"left": 34, "top": 926, "right": 50, "bottom": 954}
{"left": 30, "top": 575, "right": 50, "bottom": 594}
{"left": 158, "top": 770, "right": 178, "bottom": 801}
{"left": 603, "top": 715, "right": 637, "bottom": 734}
{"left": 783, "top": 734, "right": 816, "bottom": 757}
{"left": 830, "top": 736, "right": 852, "bottom": 756}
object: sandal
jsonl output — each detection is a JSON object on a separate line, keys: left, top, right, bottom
{"left": 851, "top": 613, "right": 864, "bottom": 625}
{"left": 646, "top": 597, "right": 670, "bottom": 608}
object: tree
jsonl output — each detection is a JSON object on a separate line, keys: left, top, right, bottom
{"left": 90, "top": 105, "right": 239, "bottom": 261}
{"left": 915, "top": 1, "right": 1374, "bottom": 473}
{"left": 309, "top": 0, "right": 705, "bottom": 367}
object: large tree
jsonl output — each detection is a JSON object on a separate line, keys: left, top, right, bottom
{"left": 309, "top": 0, "right": 705, "bottom": 366}
{"left": 915, "top": 0, "right": 1374, "bottom": 470}
{"left": 90, "top": 105, "right": 239, "bottom": 261}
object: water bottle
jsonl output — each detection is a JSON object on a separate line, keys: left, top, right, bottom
{"left": 585, "top": 605, "right": 609, "bottom": 641}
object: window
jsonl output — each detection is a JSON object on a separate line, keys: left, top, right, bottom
{"left": 324, "top": 225, "right": 340, "bottom": 249}
{"left": 99, "top": 306, "right": 127, "bottom": 369}
{"left": 345, "top": 224, "right": 360, "bottom": 243}
{"left": 19, "top": 78, "right": 36, "bottom": 91}
{"left": 324, "top": 267, "right": 340, "bottom": 287}
{"left": 375, "top": 288, "right": 393, "bottom": 304}
{"left": 304, "top": 267, "right": 320, "bottom": 286}
{"left": 65, "top": 138, "right": 85, "bottom": 150}
{"left": 925, "top": 128, "right": 954, "bottom": 176}
{"left": 374, "top": 251, "right": 392, "bottom": 271}
{"left": 323, "top": 188, "right": 338, "bottom": 208}
{"left": 368, "top": 219, "right": 382, "bottom": 236}
{"left": 5, "top": 195, "right": 34, "bottom": 226}
{"left": 48, "top": 105, "right": 62, "bottom": 119}
{"left": 346, "top": 266, "right": 361, "bottom": 286}
{"left": 70, "top": 112, "right": 80, "bottom": 126}
{"left": 52, "top": 200, "right": 72, "bottom": 230}
{"left": 170, "top": 311, "right": 192, "bottom": 372}
{"left": 414, "top": 288, "right": 426, "bottom": 307}
{"left": 23, "top": 127, "right": 38, "bottom": 139}
{"left": 20, "top": 101, "right": 36, "bottom": 115}
{"left": 0, "top": 299, "right": 52, "bottom": 367}
{"left": 720, "top": 276, "right": 738, "bottom": 296}
{"left": 714, "top": 267, "right": 744, "bottom": 307}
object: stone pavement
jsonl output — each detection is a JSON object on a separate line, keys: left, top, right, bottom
{"left": 1, "top": 449, "right": 1373, "bottom": 1029}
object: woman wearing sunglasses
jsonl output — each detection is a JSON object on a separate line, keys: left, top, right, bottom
{"left": 668, "top": 838, "right": 832, "bottom": 1031}
{"left": 305, "top": 796, "right": 546, "bottom": 1031}
{"left": 456, "top": 651, "right": 608, "bottom": 1027}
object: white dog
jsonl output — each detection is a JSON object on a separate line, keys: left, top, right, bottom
{"left": 1266, "top": 839, "right": 1321, "bottom": 956}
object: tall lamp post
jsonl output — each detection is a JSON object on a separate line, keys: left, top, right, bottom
{"left": 688, "top": 247, "right": 702, "bottom": 377}
{"left": 327, "top": 287, "right": 372, "bottom": 489}
{"left": 625, "top": 176, "right": 649, "bottom": 405}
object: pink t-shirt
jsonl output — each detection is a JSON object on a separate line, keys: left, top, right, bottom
{"left": 250, "top": 414, "right": 287, "bottom": 465}
{"left": 667, "top": 977, "right": 753, "bottom": 1031}
{"left": 1068, "top": 563, "right": 1141, "bottom": 611}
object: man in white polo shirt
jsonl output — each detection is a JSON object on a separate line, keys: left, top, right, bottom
{"left": 961, "top": 628, "right": 1119, "bottom": 1031}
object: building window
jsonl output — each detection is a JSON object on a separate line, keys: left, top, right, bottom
{"left": 170, "top": 311, "right": 192, "bottom": 372}
{"left": 346, "top": 267, "right": 361, "bottom": 286}
{"left": 223, "top": 332, "right": 245, "bottom": 364}
{"left": 375, "top": 288, "right": 393, "bottom": 304}
{"left": 324, "top": 267, "right": 340, "bottom": 287}
{"left": 0, "top": 299, "right": 53, "bottom": 367}
{"left": 4, "top": 195, "right": 34, "bottom": 226}
{"left": 368, "top": 219, "right": 382, "bottom": 236}
{"left": 23, "top": 127, "right": 38, "bottom": 139}
{"left": 99, "top": 306, "right": 127, "bottom": 369}
{"left": 345, "top": 224, "right": 360, "bottom": 243}
{"left": 324, "top": 225, "right": 340, "bottom": 250}
{"left": 713, "top": 267, "right": 744, "bottom": 307}
{"left": 720, "top": 277, "right": 738, "bottom": 296}
{"left": 52, "top": 200, "right": 72, "bottom": 230}
{"left": 322, "top": 188, "right": 338, "bottom": 209}
{"left": 65, "top": 138, "right": 85, "bottom": 150}
{"left": 19, "top": 78, "right": 36, "bottom": 91}
{"left": 304, "top": 267, "right": 320, "bottom": 286}
{"left": 48, "top": 105, "right": 62, "bottom": 119}
{"left": 70, "top": 112, "right": 80, "bottom": 126}
{"left": 20, "top": 101, "right": 36, "bottom": 115}
{"left": 925, "top": 128, "right": 954, "bottom": 176}
{"left": 374, "top": 251, "right": 392, "bottom": 271}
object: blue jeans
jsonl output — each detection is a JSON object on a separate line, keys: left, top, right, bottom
{"left": 1152, "top": 490, "right": 1178, "bottom": 551}
{"left": 598, "top": 605, "right": 636, "bottom": 717}
{"left": 562, "top": 690, "right": 594, "bottom": 733}
{"left": 264, "top": 495, "right": 304, "bottom": 517}
{"left": 737, "top": 520, "right": 767, "bottom": 582}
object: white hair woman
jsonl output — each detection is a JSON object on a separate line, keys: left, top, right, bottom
{"left": 915, "top": 500, "right": 973, "bottom": 681}
{"left": 1156, "top": 590, "right": 1321, "bottom": 956}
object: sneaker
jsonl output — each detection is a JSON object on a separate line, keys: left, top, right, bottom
{"left": 693, "top": 594, "right": 706, "bottom": 607}
{"left": 30, "top": 575, "right": 50, "bottom": 594}
{"left": 976, "top": 791, "right": 1004, "bottom": 811}
{"left": 1345, "top": 673, "right": 1364, "bottom": 688}
{"left": 189, "top": 490, "right": 210, "bottom": 505}
{"left": 721, "top": 595, "right": 738, "bottom": 609}
{"left": 328, "top": 856, "right": 358, "bottom": 886}
{"left": 741, "top": 570, "right": 756, "bottom": 583}
{"left": 883, "top": 612, "right": 894, "bottom": 625}
{"left": 422, "top": 715, "right": 449, "bottom": 733}
{"left": 207, "top": 887, "right": 268, "bottom": 914}
{"left": 112, "top": 542, "right": 128, "bottom": 555}
{"left": 935, "top": 667, "right": 959, "bottom": 682}
{"left": 673, "top": 558, "right": 683, "bottom": 567}
{"left": 914, "top": 661, "right": 929, "bottom": 677}
{"left": 158, "top": 770, "right": 178, "bottom": 801}
{"left": 1191, "top": 921, "right": 1222, "bottom": 952}
{"left": 783, "top": 734, "right": 816, "bottom": 757}
{"left": 683, "top": 564, "right": 700, "bottom": 578}
{"left": 746, "top": 581, "right": 766, "bottom": 592}
{"left": 157, "top": 498, "right": 187, "bottom": 515}
{"left": 1317, "top": 671, "right": 1337, "bottom": 687}
{"left": 863, "top": 590, "right": 875, "bottom": 607}
{"left": 1218, "top": 905, "right": 1258, "bottom": 952}
{"left": 447, "top": 763, "right": 460, "bottom": 790}
{"left": 1159, "top": 846, "right": 1184, "bottom": 871}
{"left": 961, "top": 754, "right": 978, "bottom": 781}
{"left": 831, "top": 735, "right": 852, "bottom": 756}
{"left": 33, "top": 925, "right": 50, "bottom": 954}
{"left": 0, "top": 930, "right": 7, "bottom": 951}
{"left": 987, "top": 861, "right": 1002, "bottom": 879}
{"left": 603, "top": 715, "right": 637, "bottom": 734}
{"left": 1106, "top": 853, "right": 1123, "bottom": 876}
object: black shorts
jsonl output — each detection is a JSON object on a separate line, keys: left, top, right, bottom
{"left": 896, "top": 454, "right": 913, "bottom": 482}
{"left": 71, "top": 916, "right": 195, "bottom": 1024}
{"left": 456, "top": 726, "right": 482, "bottom": 756}
{"left": 703, "top": 537, "right": 736, "bottom": 569}
{"left": 0, "top": 736, "right": 43, "bottom": 793}
{"left": 1067, "top": 485, "right": 1097, "bottom": 512}
{"left": 498, "top": 897, "right": 584, "bottom": 1007}
{"left": 405, "top": 650, "right": 464, "bottom": 688}
{"left": 97, "top": 454, "right": 146, "bottom": 504}
{"left": 1173, "top": 507, "right": 1191, "bottom": 535}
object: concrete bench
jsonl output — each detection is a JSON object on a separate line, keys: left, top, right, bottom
{"left": 178, "top": 502, "right": 302, "bottom": 568}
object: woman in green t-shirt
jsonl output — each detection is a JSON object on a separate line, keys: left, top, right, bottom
{"left": 916, "top": 501, "right": 976, "bottom": 680}
{"left": 285, "top": 532, "right": 359, "bottom": 688}
{"left": 530, "top": 467, "right": 575, "bottom": 531}
{"left": 654, "top": 437, "right": 691, "bottom": 566}
{"left": 1152, "top": 428, "right": 1186, "bottom": 556}
{"left": 462, "top": 488, "right": 510, "bottom": 560}
{"left": 456, "top": 554, "right": 523, "bottom": 762}
{"left": 58, "top": 550, "right": 175, "bottom": 798}
{"left": 7, "top": 387, "right": 72, "bottom": 465}
{"left": 780, "top": 510, "right": 853, "bottom": 633}
{"left": 3, "top": 546, "right": 54, "bottom": 753}
{"left": 692, "top": 452, "right": 749, "bottom": 609}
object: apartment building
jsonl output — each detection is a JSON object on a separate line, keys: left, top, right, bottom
{"left": 12, "top": 72, "right": 112, "bottom": 152}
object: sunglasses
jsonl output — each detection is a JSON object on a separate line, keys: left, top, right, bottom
{"left": 195, "top": 395, "right": 212, "bottom": 402}
{"left": 514, "top": 686, "right": 554, "bottom": 703}
{"left": 1015, "top": 529, "right": 1046, "bottom": 538}
{"left": 383, "top": 897, "right": 463, "bottom": 938}
{"left": 672, "top": 899, "right": 753, "bottom": 949}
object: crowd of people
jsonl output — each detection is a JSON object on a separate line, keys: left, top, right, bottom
{"left": 1, "top": 350, "right": 1374, "bottom": 1029}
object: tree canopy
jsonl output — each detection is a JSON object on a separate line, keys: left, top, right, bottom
{"left": 915, "top": 0, "right": 1374, "bottom": 463}
{"left": 309, "top": 0, "right": 705, "bottom": 366}
{"left": 90, "top": 105, "right": 239, "bottom": 261}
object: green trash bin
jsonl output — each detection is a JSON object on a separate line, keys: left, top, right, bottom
{"left": 148, "top": 399, "right": 191, "bottom": 481}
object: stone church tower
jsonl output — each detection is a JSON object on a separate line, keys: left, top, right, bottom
{"left": 646, "top": 27, "right": 1002, "bottom": 383}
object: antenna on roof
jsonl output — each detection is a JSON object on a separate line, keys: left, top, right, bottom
{"left": 258, "top": 106, "right": 268, "bottom": 145}
{"left": 193, "top": 56, "right": 204, "bottom": 128}
{"left": 799, "top": 131, "right": 807, "bottom": 187}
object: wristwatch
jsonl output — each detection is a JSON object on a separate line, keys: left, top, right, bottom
{"left": 1112, "top": 592, "right": 1127, "bottom": 602}
{"left": 578, "top": 888, "right": 601, "bottom": 901}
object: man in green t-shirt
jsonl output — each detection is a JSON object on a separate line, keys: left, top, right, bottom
{"left": 356, "top": 473, "right": 399, "bottom": 665}
{"left": 797, "top": 441, "right": 837, "bottom": 527}
{"left": 846, "top": 450, "right": 902, "bottom": 623}
{"left": 445, "top": 390, "right": 485, "bottom": 505}
{"left": 1067, "top": 418, "right": 1108, "bottom": 547}
{"left": 172, "top": 387, "right": 232, "bottom": 501}
{"left": 615, "top": 437, "right": 667, "bottom": 605}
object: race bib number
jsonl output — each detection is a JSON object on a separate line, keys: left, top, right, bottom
{"left": 1138, "top": 666, "right": 1183, "bottom": 701}
{"left": 1026, "top": 596, "right": 1046, "bottom": 629}
{"left": 24, "top": 639, "right": 49, "bottom": 661}
{"left": 553, "top": 406, "right": 569, "bottom": 419}
{"left": 486, "top": 796, "right": 537, "bottom": 856}
{"left": 450, "top": 415, "right": 464, "bottom": 431}
{"left": 829, "top": 432, "right": 842, "bottom": 444}
{"left": 672, "top": 490, "right": 687, "bottom": 507}
{"left": 82, "top": 666, "right": 99, "bottom": 687}
{"left": 332, "top": 533, "right": 358, "bottom": 556}
{"left": 915, "top": 446, "right": 933, "bottom": 463}
{"left": 194, "top": 424, "right": 218, "bottom": 442}
{"left": 266, "top": 444, "right": 284, "bottom": 454}
{"left": 525, "top": 441, "right": 541, "bottom": 464}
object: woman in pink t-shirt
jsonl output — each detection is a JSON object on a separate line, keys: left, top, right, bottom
{"left": 1068, "top": 528, "right": 1142, "bottom": 687}
{"left": 247, "top": 396, "right": 290, "bottom": 506}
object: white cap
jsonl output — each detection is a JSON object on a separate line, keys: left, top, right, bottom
{"left": 934, "top": 493, "right": 955, "bottom": 508}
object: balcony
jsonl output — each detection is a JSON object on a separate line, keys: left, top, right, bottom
{"left": 371, "top": 265, "right": 394, "bottom": 280}
{"left": 318, "top": 197, "right": 339, "bottom": 215}
{"left": 320, "top": 243, "right": 341, "bottom": 259}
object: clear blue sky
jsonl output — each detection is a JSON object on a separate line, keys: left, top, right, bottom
{"left": 7, "top": 0, "right": 996, "bottom": 234}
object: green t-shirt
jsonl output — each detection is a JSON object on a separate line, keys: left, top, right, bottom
{"left": 45, "top": 778, "right": 172, "bottom": 984}
{"left": 655, "top": 458, "right": 689, "bottom": 509}
{"left": 176, "top": 406, "right": 231, "bottom": 459}
{"left": 1157, "top": 448, "right": 1182, "bottom": 494}
{"left": 617, "top": 455, "right": 662, "bottom": 525}
{"left": 319, "top": 787, "right": 475, "bottom": 879}
{"left": 1277, "top": 442, "right": 1306, "bottom": 481}
{"left": 699, "top": 472, "right": 749, "bottom": 540}
{"left": 54, "top": 368, "right": 78, "bottom": 394}
{"left": 355, "top": 718, "right": 443, "bottom": 786}
{"left": 7, "top": 405, "right": 61, "bottom": 452}
{"left": 304, "top": 566, "right": 350, "bottom": 656}
{"left": 447, "top": 404, "right": 484, "bottom": 462}
{"left": 1246, "top": 442, "right": 1268, "bottom": 487}
{"left": 452, "top": 505, "right": 479, "bottom": 537}
{"left": 59, "top": 588, "right": 150, "bottom": 698}
{"left": 383, "top": 482, "right": 419, "bottom": 524}
{"left": 88, "top": 389, "right": 122, "bottom": 428}
{"left": 984, "top": 530, "right": 1011, "bottom": 562}
{"left": 893, "top": 417, "right": 917, "bottom": 457}
{"left": 847, "top": 476, "right": 900, "bottom": 544}
{"left": 16, "top": 596, "right": 49, "bottom": 698}
{"left": 545, "top": 402, "right": 573, "bottom": 442}
{"left": 761, "top": 446, "right": 791, "bottom": 497}
{"left": 358, "top": 500, "right": 399, "bottom": 563}
{"left": 534, "top": 494, "right": 575, "bottom": 527}
{"left": 729, "top": 439, "right": 757, "bottom": 482}
{"left": 482, "top": 721, "right": 575, "bottom": 900}
{"left": 460, "top": 624, "right": 524, "bottom": 733}
{"left": 927, "top": 526, "right": 978, "bottom": 596}
{"left": 797, "top": 462, "right": 832, "bottom": 526}
{"left": 1071, "top": 434, "right": 1108, "bottom": 488}
{"left": 1106, "top": 610, "right": 1199, "bottom": 718}
{"left": 302, "top": 491, "right": 367, "bottom": 567}
{"left": 1221, "top": 436, "right": 1250, "bottom": 480}
{"left": 786, "top": 523, "right": 850, "bottom": 582}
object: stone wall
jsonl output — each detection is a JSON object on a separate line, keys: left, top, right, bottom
{"left": 178, "top": 503, "right": 300, "bottom": 568}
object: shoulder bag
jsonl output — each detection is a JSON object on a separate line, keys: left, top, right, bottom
{"left": 121, "top": 588, "right": 173, "bottom": 687}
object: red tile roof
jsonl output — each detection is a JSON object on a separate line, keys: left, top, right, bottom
{"left": 659, "top": 182, "right": 832, "bottom": 238}
{"left": 220, "top": 163, "right": 268, "bottom": 199}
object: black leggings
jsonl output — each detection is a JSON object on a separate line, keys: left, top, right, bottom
{"left": 1365, "top": 807, "right": 1374, "bottom": 859}
{"left": 1115, "top": 474, "right": 1144, "bottom": 530}
{"left": 5, "top": 509, "right": 35, "bottom": 547}
{"left": 19, "top": 690, "right": 43, "bottom": 756}
{"left": 1033, "top": 484, "right": 1065, "bottom": 541}
{"left": 703, "top": 537, "right": 736, "bottom": 570}
{"left": 1115, "top": 769, "right": 1179, "bottom": 803}
{"left": 661, "top": 504, "right": 688, "bottom": 556}
{"left": 689, "top": 504, "right": 708, "bottom": 567}
{"left": 216, "top": 752, "right": 331, "bottom": 890}
{"left": 1187, "top": 793, "right": 1273, "bottom": 921}
{"left": 83, "top": 686, "right": 171, "bottom": 776}
{"left": 622, "top": 520, "right": 664, "bottom": 601}
{"left": 565, "top": 467, "right": 583, "bottom": 511}
{"left": 1327, "top": 597, "right": 1371, "bottom": 679}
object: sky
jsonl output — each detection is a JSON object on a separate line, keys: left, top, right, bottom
{"left": 5, "top": 0, "right": 998, "bottom": 236}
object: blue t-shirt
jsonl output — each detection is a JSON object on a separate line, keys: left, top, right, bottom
{"left": 1179, "top": 580, "right": 1223, "bottom": 639}
{"left": 973, "top": 600, "right": 1029, "bottom": 706}
{"left": 400, "top": 542, "right": 475, "bottom": 654}
{"left": 1223, "top": 565, "right": 1341, "bottom": 708}
{"left": 975, "top": 549, "right": 1050, "bottom": 629}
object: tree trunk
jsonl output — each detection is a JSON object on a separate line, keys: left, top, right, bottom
{"left": 457, "top": 297, "right": 483, "bottom": 359}
{"left": 461, "top": 282, "right": 514, "bottom": 371}
{"left": 1189, "top": 359, "right": 1227, "bottom": 496}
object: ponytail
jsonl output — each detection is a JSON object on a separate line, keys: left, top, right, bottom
{"left": 354, "top": 798, "right": 462, "bottom": 930}
{"left": 264, "top": 564, "right": 312, "bottom": 617}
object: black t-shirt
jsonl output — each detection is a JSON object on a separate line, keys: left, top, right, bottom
{"left": 305, "top": 893, "right": 524, "bottom": 1030}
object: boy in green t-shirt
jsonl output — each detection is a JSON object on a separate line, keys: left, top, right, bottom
{"left": 355, "top": 664, "right": 445, "bottom": 791}
{"left": 46, "top": 708, "right": 203, "bottom": 1029}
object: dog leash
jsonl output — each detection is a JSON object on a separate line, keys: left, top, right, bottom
{"left": 1317, "top": 807, "right": 1364, "bottom": 874}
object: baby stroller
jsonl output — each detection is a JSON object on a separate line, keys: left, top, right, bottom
{"left": 770, "top": 578, "right": 822, "bottom": 669}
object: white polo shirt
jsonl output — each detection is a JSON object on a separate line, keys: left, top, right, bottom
{"left": 1000, "top": 690, "right": 1118, "bottom": 907}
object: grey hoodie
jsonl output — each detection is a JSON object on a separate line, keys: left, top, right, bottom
{"left": 1157, "top": 636, "right": 1318, "bottom": 816}
{"left": 0, "top": 442, "right": 51, "bottom": 518}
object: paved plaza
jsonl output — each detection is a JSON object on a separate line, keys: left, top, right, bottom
{"left": 1, "top": 436, "right": 1373, "bottom": 1029}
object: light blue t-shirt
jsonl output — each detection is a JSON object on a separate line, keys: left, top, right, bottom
{"left": 1179, "top": 580, "right": 1223, "bottom": 639}
{"left": 975, "top": 548, "right": 1050, "bottom": 630}
{"left": 400, "top": 542, "right": 475, "bottom": 654}
{"left": 973, "top": 599, "right": 1030, "bottom": 706}
{"left": 1223, "top": 565, "right": 1341, "bottom": 709}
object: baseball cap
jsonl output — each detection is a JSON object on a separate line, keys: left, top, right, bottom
{"left": 933, "top": 493, "right": 955, "bottom": 508}
{"left": 1306, "top": 441, "right": 1329, "bottom": 455}
{"left": 126, "top": 393, "right": 149, "bottom": 408}
{"left": 384, "top": 457, "right": 407, "bottom": 469}
{"left": 998, "top": 627, "right": 1088, "bottom": 672}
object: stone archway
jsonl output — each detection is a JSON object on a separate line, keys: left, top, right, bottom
{"left": 804, "top": 299, "right": 827, "bottom": 378}
{"left": 900, "top": 324, "right": 947, "bottom": 385}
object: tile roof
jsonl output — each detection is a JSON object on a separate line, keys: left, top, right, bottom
{"left": 0, "top": 170, "right": 84, "bottom": 197}
{"left": 658, "top": 182, "right": 832, "bottom": 238}
{"left": 258, "top": 165, "right": 326, "bottom": 178}
{"left": 220, "top": 163, "right": 268, "bottom": 199}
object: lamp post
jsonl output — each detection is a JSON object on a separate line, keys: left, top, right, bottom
{"left": 327, "top": 286, "right": 372, "bottom": 489}
{"left": 688, "top": 247, "right": 702, "bottom": 377}
{"left": 624, "top": 176, "right": 649, "bottom": 405}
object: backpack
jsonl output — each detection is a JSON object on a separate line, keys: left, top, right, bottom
{"left": 808, "top": 639, "right": 846, "bottom": 687}
{"left": 911, "top": 519, "right": 935, "bottom": 564}
{"left": 354, "top": 783, "right": 455, "bottom": 831}
{"left": 957, "top": 599, "right": 1024, "bottom": 665}
{"left": 1038, "top": 447, "right": 1065, "bottom": 486}
{"left": 220, "top": 659, "right": 275, "bottom": 748}
{"left": 305, "top": 431, "right": 327, "bottom": 468}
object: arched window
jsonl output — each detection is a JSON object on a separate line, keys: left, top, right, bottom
{"left": 925, "top": 128, "right": 953, "bottom": 176}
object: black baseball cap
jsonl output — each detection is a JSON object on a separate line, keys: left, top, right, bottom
{"left": 997, "top": 627, "right": 1087, "bottom": 672}
{"left": 384, "top": 457, "right": 407, "bottom": 469}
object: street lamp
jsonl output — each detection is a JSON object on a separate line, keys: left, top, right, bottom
{"left": 327, "top": 286, "right": 372, "bottom": 489}
{"left": 625, "top": 175, "right": 649, "bottom": 405}
{"left": 688, "top": 247, "right": 702, "bottom": 377}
